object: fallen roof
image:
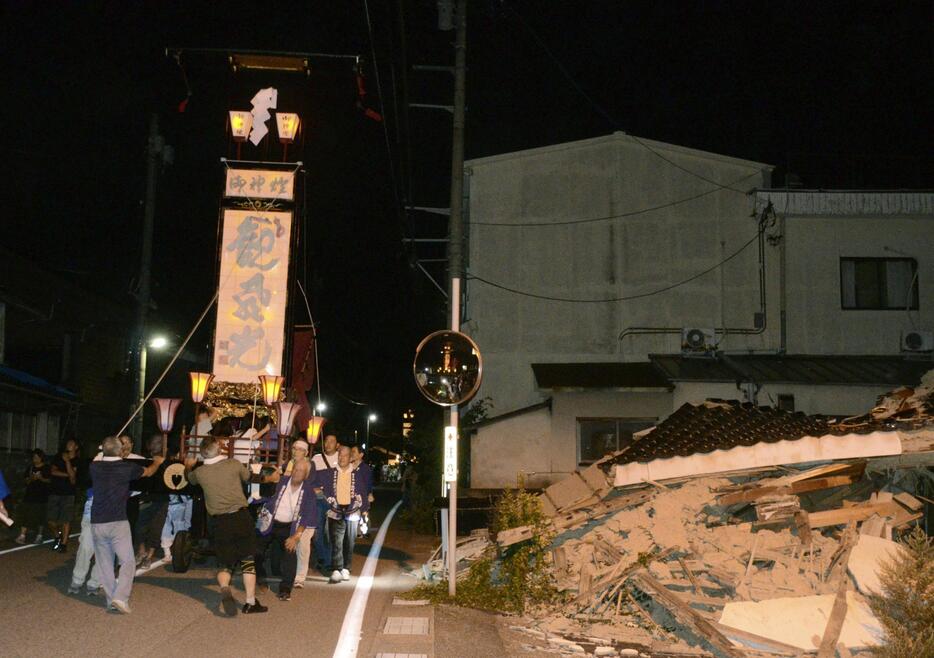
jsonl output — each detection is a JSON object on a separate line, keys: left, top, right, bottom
{"left": 651, "top": 353, "right": 934, "bottom": 387}
{"left": 606, "top": 400, "right": 903, "bottom": 486}
{"left": 532, "top": 362, "right": 672, "bottom": 390}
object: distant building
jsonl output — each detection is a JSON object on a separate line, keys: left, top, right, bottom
{"left": 461, "top": 133, "right": 934, "bottom": 489}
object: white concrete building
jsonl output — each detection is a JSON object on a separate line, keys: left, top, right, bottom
{"left": 461, "top": 133, "right": 934, "bottom": 489}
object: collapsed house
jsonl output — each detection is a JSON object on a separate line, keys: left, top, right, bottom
{"left": 432, "top": 372, "right": 934, "bottom": 657}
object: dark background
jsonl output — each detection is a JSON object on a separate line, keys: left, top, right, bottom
{"left": 1, "top": 1, "right": 931, "bottom": 441}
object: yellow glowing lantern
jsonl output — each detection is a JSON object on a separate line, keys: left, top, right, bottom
{"left": 189, "top": 372, "right": 214, "bottom": 404}
{"left": 258, "top": 374, "right": 284, "bottom": 406}
{"left": 229, "top": 110, "right": 253, "bottom": 141}
{"left": 276, "top": 112, "right": 300, "bottom": 143}
{"left": 307, "top": 415, "right": 326, "bottom": 444}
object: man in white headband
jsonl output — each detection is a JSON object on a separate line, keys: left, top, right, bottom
{"left": 280, "top": 439, "right": 314, "bottom": 588}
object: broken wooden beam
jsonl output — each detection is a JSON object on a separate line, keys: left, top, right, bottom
{"left": 631, "top": 571, "right": 746, "bottom": 658}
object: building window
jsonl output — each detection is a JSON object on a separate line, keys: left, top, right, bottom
{"left": 578, "top": 417, "right": 656, "bottom": 465}
{"left": 840, "top": 257, "right": 919, "bottom": 310}
{"left": 777, "top": 394, "right": 795, "bottom": 412}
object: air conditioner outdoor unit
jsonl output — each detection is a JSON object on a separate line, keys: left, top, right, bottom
{"left": 681, "top": 327, "right": 716, "bottom": 353}
{"left": 901, "top": 330, "right": 934, "bottom": 353}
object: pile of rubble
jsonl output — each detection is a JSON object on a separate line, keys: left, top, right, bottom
{"left": 498, "top": 379, "right": 934, "bottom": 657}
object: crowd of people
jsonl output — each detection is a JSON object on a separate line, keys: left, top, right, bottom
{"left": 0, "top": 423, "right": 376, "bottom": 617}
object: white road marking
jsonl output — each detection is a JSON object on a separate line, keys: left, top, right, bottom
{"left": 0, "top": 532, "right": 80, "bottom": 556}
{"left": 134, "top": 557, "right": 168, "bottom": 576}
{"left": 333, "top": 500, "right": 403, "bottom": 658}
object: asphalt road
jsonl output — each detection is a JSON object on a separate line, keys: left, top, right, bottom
{"left": 0, "top": 486, "right": 437, "bottom": 658}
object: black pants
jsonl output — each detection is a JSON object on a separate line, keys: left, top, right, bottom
{"left": 137, "top": 498, "right": 169, "bottom": 551}
{"left": 328, "top": 514, "right": 359, "bottom": 572}
{"left": 256, "top": 521, "right": 297, "bottom": 594}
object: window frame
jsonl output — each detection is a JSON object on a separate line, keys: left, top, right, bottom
{"left": 839, "top": 257, "right": 919, "bottom": 311}
{"left": 576, "top": 416, "right": 657, "bottom": 466}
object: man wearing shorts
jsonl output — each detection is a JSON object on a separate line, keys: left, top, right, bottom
{"left": 185, "top": 437, "right": 268, "bottom": 616}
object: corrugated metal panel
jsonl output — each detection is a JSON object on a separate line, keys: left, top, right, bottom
{"left": 756, "top": 191, "right": 934, "bottom": 216}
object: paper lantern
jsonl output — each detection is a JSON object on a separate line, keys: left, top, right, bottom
{"left": 258, "top": 374, "right": 284, "bottom": 406}
{"left": 189, "top": 372, "right": 214, "bottom": 404}
{"left": 151, "top": 398, "right": 182, "bottom": 433}
{"left": 275, "top": 401, "right": 300, "bottom": 436}
{"left": 307, "top": 415, "right": 326, "bottom": 444}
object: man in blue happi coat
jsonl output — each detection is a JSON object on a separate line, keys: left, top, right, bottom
{"left": 255, "top": 458, "right": 317, "bottom": 601}
{"left": 317, "top": 445, "right": 370, "bottom": 583}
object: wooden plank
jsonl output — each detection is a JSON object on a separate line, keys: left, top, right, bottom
{"left": 631, "top": 572, "right": 746, "bottom": 658}
{"left": 808, "top": 501, "right": 901, "bottom": 528}
{"left": 711, "top": 622, "right": 803, "bottom": 656}
{"left": 677, "top": 556, "right": 702, "bottom": 595}
{"left": 718, "top": 474, "right": 858, "bottom": 506}
{"left": 893, "top": 491, "right": 924, "bottom": 511}
{"left": 778, "top": 461, "right": 863, "bottom": 486}
{"left": 496, "top": 525, "right": 535, "bottom": 547}
{"left": 817, "top": 523, "right": 857, "bottom": 658}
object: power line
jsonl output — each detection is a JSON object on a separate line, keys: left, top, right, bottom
{"left": 362, "top": 0, "right": 407, "bottom": 234}
{"left": 468, "top": 224, "right": 765, "bottom": 303}
{"left": 504, "top": 1, "right": 758, "bottom": 195}
{"left": 470, "top": 171, "right": 760, "bottom": 227}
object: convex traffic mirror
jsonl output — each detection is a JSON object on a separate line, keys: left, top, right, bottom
{"left": 413, "top": 330, "right": 482, "bottom": 406}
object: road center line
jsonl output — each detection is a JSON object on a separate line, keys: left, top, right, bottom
{"left": 332, "top": 500, "right": 403, "bottom": 658}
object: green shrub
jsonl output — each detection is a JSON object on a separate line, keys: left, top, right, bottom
{"left": 868, "top": 526, "right": 934, "bottom": 658}
{"left": 404, "top": 488, "right": 559, "bottom": 614}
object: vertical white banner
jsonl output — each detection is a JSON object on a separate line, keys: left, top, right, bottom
{"left": 443, "top": 425, "right": 458, "bottom": 482}
{"left": 213, "top": 209, "right": 292, "bottom": 383}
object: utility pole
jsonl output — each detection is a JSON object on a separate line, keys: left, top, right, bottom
{"left": 132, "top": 113, "right": 163, "bottom": 447}
{"left": 445, "top": 0, "right": 467, "bottom": 599}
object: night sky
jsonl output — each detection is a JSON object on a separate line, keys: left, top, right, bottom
{"left": 2, "top": 1, "right": 931, "bottom": 437}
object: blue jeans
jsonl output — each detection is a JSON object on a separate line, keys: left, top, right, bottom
{"left": 314, "top": 497, "right": 330, "bottom": 568}
{"left": 91, "top": 520, "right": 135, "bottom": 606}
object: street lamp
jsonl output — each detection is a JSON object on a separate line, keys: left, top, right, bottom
{"left": 135, "top": 334, "right": 169, "bottom": 448}
{"left": 365, "top": 412, "right": 377, "bottom": 448}
{"left": 315, "top": 401, "right": 327, "bottom": 413}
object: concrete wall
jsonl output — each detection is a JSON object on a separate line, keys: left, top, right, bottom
{"left": 673, "top": 381, "right": 889, "bottom": 416}
{"left": 469, "top": 406, "right": 552, "bottom": 489}
{"left": 782, "top": 213, "right": 934, "bottom": 355}
{"left": 464, "top": 133, "right": 775, "bottom": 415}
{"left": 550, "top": 389, "right": 671, "bottom": 476}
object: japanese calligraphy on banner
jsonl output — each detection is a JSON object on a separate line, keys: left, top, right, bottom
{"left": 213, "top": 209, "right": 292, "bottom": 383}
{"left": 224, "top": 168, "right": 295, "bottom": 201}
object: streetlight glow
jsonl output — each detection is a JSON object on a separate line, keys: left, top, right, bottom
{"left": 149, "top": 336, "right": 168, "bottom": 349}
{"left": 368, "top": 413, "right": 377, "bottom": 422}
{"left": 315, "top": 401, "right": 327, "bottom": 412}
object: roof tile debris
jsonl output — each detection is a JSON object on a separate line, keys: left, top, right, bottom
{"left": 609, "top": 401, "right": 838, "bottom": 468}
{"left": 419, "top": 376, "right": 934, "bottom": 657}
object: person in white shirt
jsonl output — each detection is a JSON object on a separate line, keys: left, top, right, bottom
{"left": 255, "top": 459, "right": 317, "bottom": 601}
{"left": 310, "top": 433, "right": 340, "bottom": 573}
{"left": 280, "top": 440, "right": 314, "bottom": 588}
